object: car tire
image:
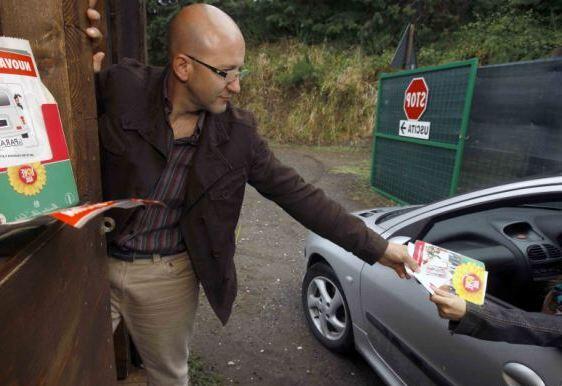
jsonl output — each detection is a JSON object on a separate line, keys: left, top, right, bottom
{"left": 302, "top": 262, "right": 354, "bottom": 353}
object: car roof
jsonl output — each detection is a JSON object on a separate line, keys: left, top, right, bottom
{"left": 378, "top": 175, "right": 562, "bottom": 229}
{"left": 451, "top": 175, "right": 562, "bottom": 201}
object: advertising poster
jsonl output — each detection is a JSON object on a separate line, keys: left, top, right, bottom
{"left": 0, "top": 37, "right": 79, "bottom": 224}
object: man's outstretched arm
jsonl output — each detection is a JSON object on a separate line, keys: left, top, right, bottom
{"left": 248, "top": 132, "right": 419, "bottom": 278}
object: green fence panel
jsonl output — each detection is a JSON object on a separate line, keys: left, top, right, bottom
{"left": 371, "top": 59, "right": 478, "bottom": 204}
{"left": 458, "top": 57, "right": 562, "bottom": 193}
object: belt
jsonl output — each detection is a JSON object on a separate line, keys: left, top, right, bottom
{"left": 109, "top": 245, "right": 185, "bottom": 262}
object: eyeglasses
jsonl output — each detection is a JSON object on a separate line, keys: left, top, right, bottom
{"left": 185, "top": 54, "right": 249, "bottom": 83}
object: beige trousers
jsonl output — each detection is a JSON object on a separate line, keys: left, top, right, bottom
{"left": 108, "top": 252, "right": 200, "bottom": 386}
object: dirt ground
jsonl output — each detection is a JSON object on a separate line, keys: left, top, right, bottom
{"left": 118, "top": 144, "right": 394, "bottom": 386}
{"left": 189, "top": 144, "right": 393, "bottom": 386}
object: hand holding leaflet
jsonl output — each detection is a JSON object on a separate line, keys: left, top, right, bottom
{"left": 407, "top": 240, "right": 488, "bottom": 305}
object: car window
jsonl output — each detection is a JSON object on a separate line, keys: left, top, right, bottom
{"left": 421, "top": 202, "right": 562, "bottom": 312}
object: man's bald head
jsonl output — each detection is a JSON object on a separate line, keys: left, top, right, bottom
{"left": 167, "top": 4, "right": 244, "bottom": 61}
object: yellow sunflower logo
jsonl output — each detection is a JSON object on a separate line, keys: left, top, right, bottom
{"left": 7, "top": 163, "right": 47, "bottom": 196}
{"left": 452, "top": 262, "right": 487, "bottom": 305}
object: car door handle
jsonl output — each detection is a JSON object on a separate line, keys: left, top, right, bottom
{"left": 502, "top": 362, "right": 545, "bottom": 386}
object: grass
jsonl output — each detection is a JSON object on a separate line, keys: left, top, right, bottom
{"left": 237, "top": 40, "right": 392, "bottom": 146}
{"left": 189, "top": 353, "right": 223, "bottom": 386}
{"left": 329, "top": 163, "right": 371, "bottom": 183}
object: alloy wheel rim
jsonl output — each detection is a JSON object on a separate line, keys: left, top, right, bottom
{"left": 306, "top": 275, "right": 347, "bottom": 341}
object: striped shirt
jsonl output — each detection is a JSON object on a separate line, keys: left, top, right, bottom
{"left": 112, "top": 76, "right": 203, "bottom": 256}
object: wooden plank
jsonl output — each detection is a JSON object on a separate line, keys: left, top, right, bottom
{"left": 95, "top": 0, "right": 114, "bottom": 70}
{"left": 0, "top": 221, "right": 115, "bottom": 386}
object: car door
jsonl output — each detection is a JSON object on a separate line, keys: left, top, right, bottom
{"left": 360, "top": 184, "right": 562, "bottom": 386}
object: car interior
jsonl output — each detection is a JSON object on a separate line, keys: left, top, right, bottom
{"left": 419, "top": 199, "right": 562, "bottom": 312}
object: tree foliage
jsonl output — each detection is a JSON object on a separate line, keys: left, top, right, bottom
{"left": 147, "top": 0, "right": 561, "bottom": 65}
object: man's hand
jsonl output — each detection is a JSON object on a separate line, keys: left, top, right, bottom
{"left": 86, "top": 0, "right": 105, "bottom": 73}
{"left": 378, "top": 242, "right": 419, "bottom": 279}
{"left": 429, "top": 285, "right": 467, "bottom": 321}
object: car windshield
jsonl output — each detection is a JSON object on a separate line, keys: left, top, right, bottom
{"left": 518, "top": 201, "right": 562, "bottom": 211}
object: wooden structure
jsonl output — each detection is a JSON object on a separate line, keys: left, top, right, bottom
{"left": 0, "top": 1, "right": 147, "bottom": 385}
{"left": 107, "top": 0, "right": 149, "bottom": 64}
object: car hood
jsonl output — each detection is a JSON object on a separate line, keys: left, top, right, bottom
{"left": 351, "top": 206, "right": 409, "bottom": 234}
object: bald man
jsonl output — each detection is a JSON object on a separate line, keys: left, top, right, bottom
{"left": 89, "top": 3, "right": 417, "bottom": 385}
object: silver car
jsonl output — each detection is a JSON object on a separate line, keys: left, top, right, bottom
{"left": 302, "top": 176, "right": 562, "bottom": 386}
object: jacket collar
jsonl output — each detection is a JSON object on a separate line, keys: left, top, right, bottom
{"left": 120, "top": 65, "right": 171, "bottom": 157}
{"left": 121, "top": 65, "right": 231, "bottom": 157}
{"left": 206, "top": 106, "right": 231, "bottom": 147}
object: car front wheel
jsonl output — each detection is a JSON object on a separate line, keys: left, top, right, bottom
{"left": 302, "top": 262, "right": 353, "bottom": 353}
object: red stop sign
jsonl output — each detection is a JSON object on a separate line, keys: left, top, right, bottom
{"left": 403, "top": 77, "right": 429, "bottom": 120}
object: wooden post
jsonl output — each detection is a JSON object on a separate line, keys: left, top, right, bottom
{"left": 0, "top": 1, "right": 116, "bottom": 385}
{"left": 104, "top": 0, "right": 149, "bottom": 380}
{"left": 107, "top": 0, "right": 148, "bottom": 63}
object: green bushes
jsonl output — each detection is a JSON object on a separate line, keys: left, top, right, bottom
{"left": 276, "top": 55, "right": 321, "bottom": 89}
{"left": 418, "top": 10, "right": 562, "bottom": 66}
{"left": 147, "top": 0, "right": 561, "bottom": 65}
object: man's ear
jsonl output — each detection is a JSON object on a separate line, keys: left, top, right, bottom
{"left": 172, "top": 54, "right": 191, "bottom": 82}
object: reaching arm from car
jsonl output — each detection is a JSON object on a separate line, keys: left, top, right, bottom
{"left": 248, "top": 133, "right": 418, "bottom": 277}
{"left": 430, "top": 286, "right": 562, "bottom": 348}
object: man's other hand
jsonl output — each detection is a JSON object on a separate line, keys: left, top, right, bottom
{"left": 86, "top": 0, "right": 105, "bottom": 73}
{"left": 378, "top": 242, "right": 419, "bottom": 279}
{"left": 429, "top": 285, "right": 467, "bottom": 321}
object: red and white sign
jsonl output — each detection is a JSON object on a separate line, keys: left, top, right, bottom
{"left": 403, "top": 77, "right": 429, "bottom": 121}
{"left": 0, "top": 50, "right": 37, "bottom": 77}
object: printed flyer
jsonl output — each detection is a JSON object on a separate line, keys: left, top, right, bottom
{"left": 0, "top": 199, "right": 163, "bottom": 237}
{"left": 0, "top": 37, "right": 52, "bottom": 167}
{"left": 0, "top": 37, "right": 79, "bottom": 224}
{"left": 407, "top": 240, "right": 488, "bottom": 305}
{"left": 50, "top": 199, "right": 162, "bottom": 229}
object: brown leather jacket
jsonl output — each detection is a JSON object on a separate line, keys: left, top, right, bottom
{"left": 96, "top": 59, "right": 388, "bottom": 324}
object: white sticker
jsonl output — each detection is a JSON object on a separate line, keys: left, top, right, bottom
{"left": 399, "top": 120, "right": 431, "bottom": 140}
